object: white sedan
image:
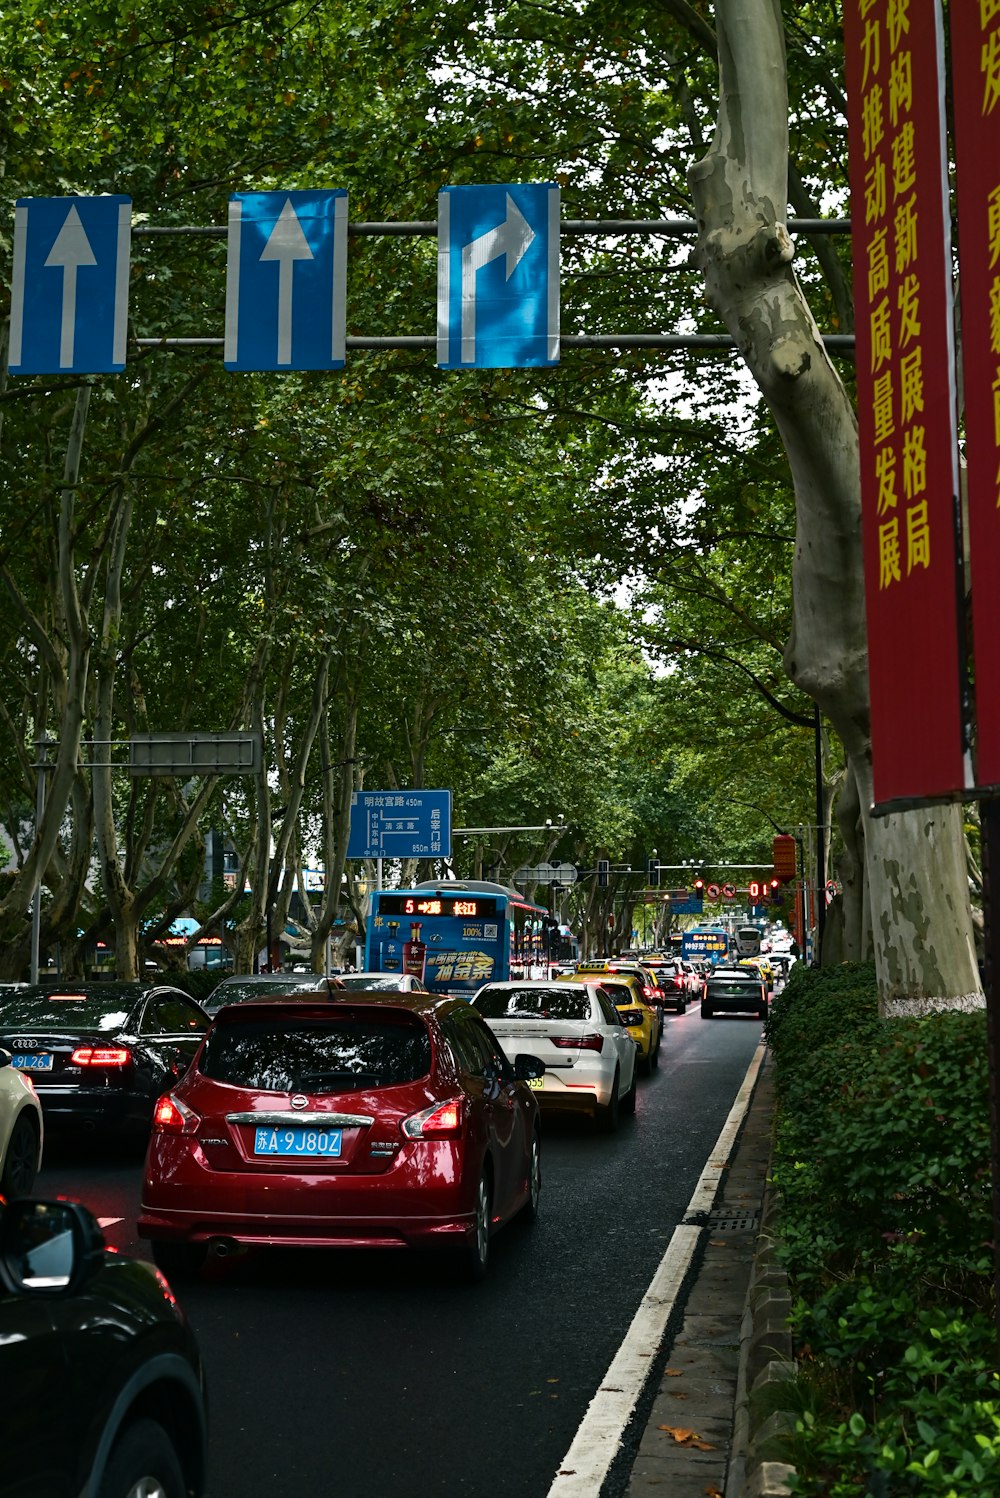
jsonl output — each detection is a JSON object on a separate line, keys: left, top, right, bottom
{"left": 336, "top": 971, "right": 429, "bottom": 993}
{"left": 470, "top": 980, "right": 637, "bottom": 1131}
{"left": 0, "top": 1050, "right": 44, "bottom": 1196}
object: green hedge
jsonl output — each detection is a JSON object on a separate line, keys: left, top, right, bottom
{"left": 157, "top": 969, "right": 223, "bottom": 1005}
{"left": 766, "top": 962, "right": 999, "bottom": 1495}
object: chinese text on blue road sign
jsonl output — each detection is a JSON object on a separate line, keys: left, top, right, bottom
{"left": 225, "top": 190, "right": 348, "bottom": 372}
{"left": 9, "top": 196, "right": 131, "bottom": 376}
{"left": 437, "top": 183, "right": 560, "bottom": 369}
{"left": 347, "top": 791, "right": 452, "bottom": 860}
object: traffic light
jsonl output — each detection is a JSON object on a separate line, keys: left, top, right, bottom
{"left": 647, "top": 857, "right": 660, "bottom": 887}
{"left": 693, "top": 876, "right": 705, "bottom": 895}
{"left": 597, "top": 858, "right": 610, "bottom": 888}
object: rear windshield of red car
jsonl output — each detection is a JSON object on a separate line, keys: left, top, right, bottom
{"left": 198, "top": 1015, "right": 432, "bottom": 1092}
{"left": 473, "top": 987, "right": 591, "bottom": 1020}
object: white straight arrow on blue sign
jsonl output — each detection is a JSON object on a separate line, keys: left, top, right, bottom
{"left": 225, "top": 190, "right": 348, "bottom": 372}
{"left": 437, "top": 183, "right": 559, "bottom": 370}
{"left": 8, "top": 196, "right": 131, "bottom": 376}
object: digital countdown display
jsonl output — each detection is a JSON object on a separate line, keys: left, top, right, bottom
{"left": 377, "top": 895, "right": 499, "bottom": 918}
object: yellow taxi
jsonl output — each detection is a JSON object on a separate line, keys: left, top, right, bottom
{"left": 739, "top": 956, "right": 775, "bottom": 990}
{"left": 559, "top": 967, "right": 661, "bottom": 1073}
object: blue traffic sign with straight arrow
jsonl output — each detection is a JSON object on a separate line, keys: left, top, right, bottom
{"left": 8, "top": 196, "right": 132, "bottom": 376}
{"left": 224, "top": 190, "right": 348, "bottom": 371}
{"left": 437, "top": 183, "right": 560, "bottom": 369}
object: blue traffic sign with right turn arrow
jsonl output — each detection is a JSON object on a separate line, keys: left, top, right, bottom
{"left": 437, "top": 183, "right": 560, "bottom": 369}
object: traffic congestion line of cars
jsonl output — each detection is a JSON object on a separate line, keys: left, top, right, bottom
{"left": 0, "top": 944, "right": 762, "bottom": 1304}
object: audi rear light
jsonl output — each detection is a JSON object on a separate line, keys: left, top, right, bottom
{"left": 551, "top": 1033, "right": 604, "bottom": 1052}
{"left": 151, "top": 1093, "right": 201, "bottom": 1135}
{"left": 402, "top": 1096, "right": 466, "bottom": 1138}
{"left": 70, "top": 1046, "right": 131, "bottom": 1067}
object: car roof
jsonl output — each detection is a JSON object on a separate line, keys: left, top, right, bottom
{"left": 213, "top": 972, "right": 332, "bottom": 985}
{"left": 209, "top": 991, "right": 470, "bottom": 1024}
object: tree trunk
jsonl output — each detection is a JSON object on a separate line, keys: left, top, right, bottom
{"left": 691, "top": 0, "right": 981, "bottom": 1014}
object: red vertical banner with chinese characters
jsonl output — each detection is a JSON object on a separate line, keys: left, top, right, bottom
{"left": 843, "top": 0, "right": 967, "bottom": 808}
{"left": 951, "top": 1, "right": 1000, "bottom": 788}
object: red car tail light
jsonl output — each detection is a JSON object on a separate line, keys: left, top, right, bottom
{"left": 402, "top": 1097, "right": 466, "bottom": 1138}
{"left": 151, "top": 1093, "right": 201, "bottom": 1135}
{"left": 551, "top": 1033, "right": 604, "bottom": 1052}
{"left": 70, "top": 1046, "right": 131, "bottom": 1067}
{"left": 642, "top": 986, "right": 654, "bottom": 999}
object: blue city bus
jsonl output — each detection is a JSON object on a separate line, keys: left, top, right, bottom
{"left": 680, "top": 927, "right": 731, "bottom": 967}
{"left": 364, "top": 881, "right": 550, "bottom": 997}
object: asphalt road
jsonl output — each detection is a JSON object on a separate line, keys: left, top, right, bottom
{"left": 37, "top": 1007, "right": 763, "bottom": 1498}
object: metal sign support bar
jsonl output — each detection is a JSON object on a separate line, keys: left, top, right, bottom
{"left": 128, "top": 215, "right": 856, "bottom": 353}
{"left": 133, "top": 217, "right": 851, "bottom": 239}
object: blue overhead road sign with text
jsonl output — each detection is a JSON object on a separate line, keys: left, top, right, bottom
{"left": 437, "top": 183, "right": 560, "bottom": 369}
{"left": 8, "top": 196, "right": 131, "bottom": 375}
{"left": 347, "top": 791, "right": 452, "bottom": 860}
{"left": 224, "top": 190, "right": 348, "bottom": 371}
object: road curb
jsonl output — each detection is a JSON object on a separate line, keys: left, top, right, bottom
{"left": 727, "top": 1092, "right": 798, "bottom": 1498}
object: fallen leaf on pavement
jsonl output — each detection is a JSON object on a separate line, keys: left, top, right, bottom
{"left": 657, "top": 1425, "right": 717, "bottom": 1450}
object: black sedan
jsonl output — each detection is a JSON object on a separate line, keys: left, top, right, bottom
{"left": 202, "top": 971, "right": 346, "bottom": 1017}
{"left": 0, "top": 982, "right": 211, "bottom": 1135}
{"left": 1, "top": 1194, "right": 207, "bottom": 1497}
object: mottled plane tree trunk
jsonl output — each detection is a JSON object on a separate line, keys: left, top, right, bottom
{"left": 689, "top": 0, "right": 981, "bottom": 1014}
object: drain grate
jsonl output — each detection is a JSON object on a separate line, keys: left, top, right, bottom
{"left": 685, "top": 1208, "right": 760, "bottom": 1233}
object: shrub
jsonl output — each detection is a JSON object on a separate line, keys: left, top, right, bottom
{"left": 768, "top": 964, "right": 998, "bottom": 1494}
{"left": 159, "top": 968, "right": 221, "bottom": 1005}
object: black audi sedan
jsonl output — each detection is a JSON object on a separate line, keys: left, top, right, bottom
{"left": 0, "top": 982, "right": 211, "bottom": 1136}
{"left": 0, "top": 1194, "right": 207, "bottom": 1497}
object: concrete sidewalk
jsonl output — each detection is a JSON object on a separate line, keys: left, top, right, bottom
{"left": 624, "top": 1052, "right": 794, "bottom": 1498}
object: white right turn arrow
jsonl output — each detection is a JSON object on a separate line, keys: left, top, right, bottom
{"left": 460, "top": 194, "right": 535, "bottom": 363}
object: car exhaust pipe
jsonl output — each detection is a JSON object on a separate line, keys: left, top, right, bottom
{"left": 209, "top": 1237, "right": 242, "bottom": 1259}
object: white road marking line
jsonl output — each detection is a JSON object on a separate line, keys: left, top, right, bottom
{"left": 546, "top": 1040, "right": 767, "bottom": 1497}
{"left": 97, "top": 1217, "right": 124, "bottom": 1228}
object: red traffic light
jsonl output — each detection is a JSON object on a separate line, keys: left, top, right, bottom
{"left": 693, "top": 877, "right": 705, "bottom": 892}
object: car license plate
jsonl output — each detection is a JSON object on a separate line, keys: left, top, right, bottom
{"left": 11, "top": 1054, "right": 53, "bottom": 1071}
{"left": 527, "top": 1076, "right": 545, "bottom": 1089}
{"left": 253, "top": 1126, "right": 343, "bottom": 1157}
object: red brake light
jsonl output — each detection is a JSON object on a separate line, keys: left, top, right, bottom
{"left": 151, "top": 1094, "right": 200, "bottom": 1134}
{"left": 642, "top": 986, "right": 654, "bottom": 998}
{"left": 402, "top": 1097, "right": 465, "bottom": 1138}
{"left": 551, "top": 1033, "right": 604, "bottom": 1052}
{"left": 70, "top": 1046, "right": 131, "bottom": 1067}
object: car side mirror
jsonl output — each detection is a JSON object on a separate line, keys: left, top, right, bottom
{"left": 513, "top": 1054, "right": 546, "bottom": 1081}
{"left": 0, "top": 1199, "right": 105, "bottom": 1296}
{"left": 0, "top": 1048, "right": 10, "bottom": 1068}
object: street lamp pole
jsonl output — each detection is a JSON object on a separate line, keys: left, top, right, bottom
{"left": 30, "top": 735, "right": 52, "bottom": 985}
